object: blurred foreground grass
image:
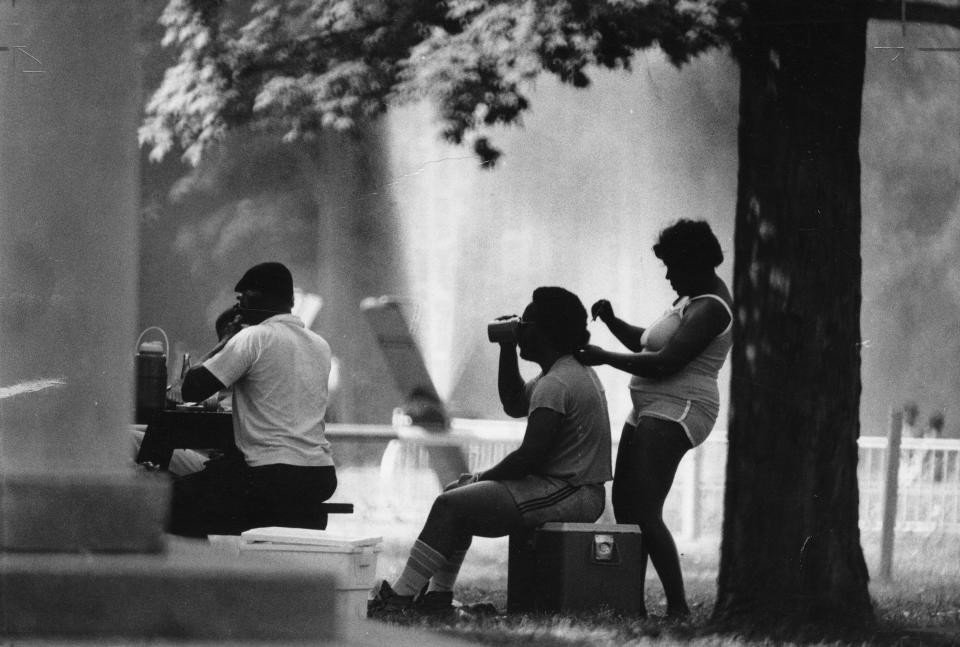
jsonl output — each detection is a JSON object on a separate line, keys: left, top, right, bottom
{"left": 330, "top": 467, "right": 960, "bottom": 646}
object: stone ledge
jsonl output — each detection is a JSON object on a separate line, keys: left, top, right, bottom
{"left": 0, "top": 471, "right": 169, "bottom": 552}
{"left": 0, "top": 538, "right": 338, "bottom": 641}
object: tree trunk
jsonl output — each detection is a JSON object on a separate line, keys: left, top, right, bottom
{"left": 300, "top": 125, "right": 408, "bottom": 424}
{"left": 714, "top": 2, "right": 874, "bottom": 634}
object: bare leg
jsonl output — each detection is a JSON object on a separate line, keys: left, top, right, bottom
{"left": 613, "top": 418, "right": 691, "bottom": 617}
{"left": 612, "top": 422, "right": 648, "bottom": 616}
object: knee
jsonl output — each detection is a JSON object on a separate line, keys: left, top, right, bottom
{"left": 613, "top": 495, "right": 662, "bottom": 529}
{"left": 422, "top": 493, "right": 471, "bottom": 544}
{"left": 616, "top": 507, "right": 661, "bottom": 533}
{"left": 428, "top": 491, "right": 461, "bottom": 524}
{"left": 634, "top": 511, "right": 669, "bottom": 538}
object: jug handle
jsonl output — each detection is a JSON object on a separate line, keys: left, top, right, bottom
{"left": 136, "top": 326, "right": 169, "bottom": 355}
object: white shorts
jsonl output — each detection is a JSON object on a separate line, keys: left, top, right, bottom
{"left": 626, "top": 392, "right": 718, "bottom": 447}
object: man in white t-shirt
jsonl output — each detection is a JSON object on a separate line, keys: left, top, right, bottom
{"left": 171, "top": 262, "right": 336, "bottom": 537}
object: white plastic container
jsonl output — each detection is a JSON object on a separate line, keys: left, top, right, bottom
{"left": 211, "top": 528, "right": 382, "bottom": 622}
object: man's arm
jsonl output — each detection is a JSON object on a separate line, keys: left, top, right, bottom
{"left": 181, "top": 366, "right": 226, "bottom": 403}
{"left": 498, "top": 342, "right": 528, "bottom": 418}
{"left": 477, "top": 408, "right": 560, "bottom": 482}
{"left": 181, "top": 324, "right": 243, "bottom": 402}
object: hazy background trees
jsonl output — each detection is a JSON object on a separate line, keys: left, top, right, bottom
{"left": 137, "top": 0, "right": 960, "bottom": 437}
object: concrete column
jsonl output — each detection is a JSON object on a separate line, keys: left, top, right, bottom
{"left": 0, "top": 4, "right": 465, "bottom": 641}
{"left": 0, "top": 0, "right": 165, "bottom": 551}
{"left": 0, "top": 4, "right": 346, "bottom": 640}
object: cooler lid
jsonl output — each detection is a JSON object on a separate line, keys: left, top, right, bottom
{"left": 538, "top": 522, "right": 641, "bottom": 533}
{"left": 240, "top": 527, "right": 382, "bottom": 548}
{"left": 240, "top": 542, "right": 383, "bottom": 555}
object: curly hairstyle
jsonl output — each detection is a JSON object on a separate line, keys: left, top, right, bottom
{"left": 653, "top": 219, "right": 723, "bottom": 270}
{"left": 530, "top": 286, "right": 590, "bottom": 355}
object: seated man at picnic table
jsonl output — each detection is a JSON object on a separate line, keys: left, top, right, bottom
{"left": 368, "top": 286, "right": 612, "bottom": 617}
{"left": 172, "top": 262, "right": 337, "bottom": 537}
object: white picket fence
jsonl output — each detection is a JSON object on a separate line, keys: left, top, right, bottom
{"left": 664, "top": 432, "right": 960, "bottom": 539}
{"left": 858, "top": 435, "right": 960, "bottom": 533}
{"left": 332, "top": 419, "right": 960, "bottom": 542}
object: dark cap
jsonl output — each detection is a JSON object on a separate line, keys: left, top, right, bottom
{"left": 234, "top": 262, "right": 294, "bottom": 304}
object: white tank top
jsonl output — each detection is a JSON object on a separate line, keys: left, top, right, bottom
{"left": 629, "top": 294, "right": 733, "bottom": 411}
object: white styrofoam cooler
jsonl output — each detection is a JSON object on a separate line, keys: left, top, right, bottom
{"left": 210, "top": 528, "right": 382, "bottom": 621}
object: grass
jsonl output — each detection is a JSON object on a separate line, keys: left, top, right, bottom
{"left": 358, "top": 530, "right": 960, "bottom": 646}
{"left": 330, "top": 468, "right": 960, "bottom": 645}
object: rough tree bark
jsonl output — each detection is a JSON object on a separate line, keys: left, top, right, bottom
{"left": 715, "top": 1, "right": 874, "bottom": 634}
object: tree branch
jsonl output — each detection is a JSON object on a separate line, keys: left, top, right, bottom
{"left": 867, "top": 0, "right": 960, "bottom": 29}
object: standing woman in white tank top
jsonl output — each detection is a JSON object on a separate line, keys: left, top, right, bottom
{"left": 577, "top": 220, "right": 733, "bottom": 618}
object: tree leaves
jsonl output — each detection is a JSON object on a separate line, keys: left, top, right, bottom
{"left": 140, "top": 0, "right": 746, "bottom": 166}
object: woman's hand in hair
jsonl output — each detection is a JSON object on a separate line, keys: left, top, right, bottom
{"left": 576, "top": 344, "right": 607, "bottom": 366}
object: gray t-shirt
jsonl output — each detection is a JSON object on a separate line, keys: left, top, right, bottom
{"left": 521, "top": 355, "right": 612, "bottom": 486}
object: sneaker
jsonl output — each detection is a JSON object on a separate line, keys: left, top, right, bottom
{"left": 367, "top": 580, "right": 414, "bottom": 618}
{"left": 415, "top": 590, "right": 455, "bottom": 616}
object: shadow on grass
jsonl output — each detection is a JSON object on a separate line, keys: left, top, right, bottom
{"left": 344, "top": 493, "right": 959, "bottom": 646}
{"left": 373, "top": 608, "right": 959, "bottom": 647}
{"left": 368, "top": 574, "right": 960, "bottom": 647}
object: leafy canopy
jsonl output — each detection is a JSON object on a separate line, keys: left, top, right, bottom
{"left": 140, "top": 0, "right": 743, "bottom": 166}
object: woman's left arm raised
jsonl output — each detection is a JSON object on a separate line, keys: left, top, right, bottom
{"left": 577, "top": 298, "right": 730, "bottom": 378}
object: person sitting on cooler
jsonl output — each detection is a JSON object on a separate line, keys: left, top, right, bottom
{"left": 368, "top": 286, "right": 612, "bottom": 617}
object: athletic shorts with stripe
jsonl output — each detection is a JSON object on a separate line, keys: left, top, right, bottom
{"left": 501, "top": 474, "right": 606, "bottom": 529}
